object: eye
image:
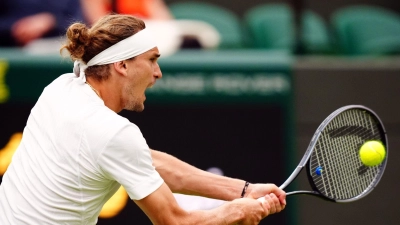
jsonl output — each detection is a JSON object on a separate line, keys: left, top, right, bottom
{"left": 150, "top": 54, "right": 161, "bottom": 62}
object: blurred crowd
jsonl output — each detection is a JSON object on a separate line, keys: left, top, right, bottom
{"left": 1, "top": 0, "right": 219, "bottom": 56}
{"left": 0, "top": 0, "right": 172, "bottom": 47}
{"left": 1, "top": 1, "right": 399, "bottom": 56}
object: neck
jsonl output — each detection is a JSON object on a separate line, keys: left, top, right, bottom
{"left": 85, "top": 76, "right": 124, "bottom": 113}
{"left": 85, "top": 81, "right": 102, "bottom": 100}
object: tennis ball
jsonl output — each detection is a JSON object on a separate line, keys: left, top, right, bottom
{"left": 359, "top": 141, "right": 386, "bottom": 166}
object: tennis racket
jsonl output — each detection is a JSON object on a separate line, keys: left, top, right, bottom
{"left": 262, "top": 105, "right": 388, "bottom": 203}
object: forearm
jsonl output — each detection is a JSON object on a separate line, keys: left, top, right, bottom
{"left": 135, "top": 183, "right": 267, "bottom": 225}
{"left": 151, "top": 149, "right": 248, "bottom": 200}
{"left": 183, "top": 201, "right": 245, "bottom": 225}
{"left": 151, "top": 202, "right": 245, "bottom": 225}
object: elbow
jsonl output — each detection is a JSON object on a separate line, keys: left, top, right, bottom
{"left": 160, "top": 165, "right": 185, "bottom": 192}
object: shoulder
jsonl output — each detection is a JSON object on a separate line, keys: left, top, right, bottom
{"left": 85, "top": 108, "right": 147, "bottom": 150}
{"left": 44, "top": 73, "right": 77, "bottom": 90}
{"left": 102, "top": 114, "right": 146, "bottom": 150}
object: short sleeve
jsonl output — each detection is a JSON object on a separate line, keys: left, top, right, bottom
{"left": 97, "top": 124, "right": 164, "bottom": 200}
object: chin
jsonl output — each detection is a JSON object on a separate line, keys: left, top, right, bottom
{"left": 131, "top": 102, "right": 145, "bottom": 112}
{"left": 135, "top": 106, "right": 145, "bottom": 112}
{"left": 125, "top": 104, "right": 144, "bottom": 112}
{"left": 125, "top": 96, "right": 145, "bottom": 112}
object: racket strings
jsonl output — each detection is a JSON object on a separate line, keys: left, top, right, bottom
{"left": 309, "top": 109, "right": 384, "bottom": 200}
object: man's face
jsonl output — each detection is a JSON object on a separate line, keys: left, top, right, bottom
{"left": 122, "top": 47, "right": 162, "bottom": 112}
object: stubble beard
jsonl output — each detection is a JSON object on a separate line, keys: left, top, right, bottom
{"left": 123, "top": 85, "right": 145, "bottom": 112}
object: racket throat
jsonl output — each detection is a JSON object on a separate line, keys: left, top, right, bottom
{"left": 279, "top": 166, "right": 303, "bottom": 190}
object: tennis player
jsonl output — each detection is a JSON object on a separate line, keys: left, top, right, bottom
{"left": 0, "top": 14, "right": 286, "bottom": 224}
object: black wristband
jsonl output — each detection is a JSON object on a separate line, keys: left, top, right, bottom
{"left": 240, "top": 181, "right": 250, "bottom": 198}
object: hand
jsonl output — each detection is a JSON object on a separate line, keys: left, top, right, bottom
{"left": 11, "top": 13, "right": 56, "bottom": 46}
{"left": 234, "top": 193, "right": 283, "bottom": 225}
{"left": 245, "top": 183, "right": 286, "bottom": 208}
{"left": 232, "top": 198, "right": 266, "bottom": 225}
{"left": 257, "top": 193, "right": 285, "bottom": 215}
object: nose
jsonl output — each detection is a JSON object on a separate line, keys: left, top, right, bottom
{"left": 154, "top": 63, "right": 162, "bottom": 79}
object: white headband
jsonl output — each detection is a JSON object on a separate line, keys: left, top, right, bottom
{"left": 73, "top": 29, "right": 157, "bottom": 82}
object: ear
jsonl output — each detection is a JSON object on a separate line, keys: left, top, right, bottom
{"left": 113, "top": 61, "right": 128, "bottom": 76}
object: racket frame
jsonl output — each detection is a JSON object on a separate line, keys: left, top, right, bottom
{"left": 280, "top": 105, "right": 388, "bottom": 202}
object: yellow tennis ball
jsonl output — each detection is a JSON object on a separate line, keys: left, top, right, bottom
{"left": 359, "top": 141, "right": 386, "bottom": 166}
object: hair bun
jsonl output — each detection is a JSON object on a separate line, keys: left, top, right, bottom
{"left": 63, "top": 23, "right": 90, "bottom": 61}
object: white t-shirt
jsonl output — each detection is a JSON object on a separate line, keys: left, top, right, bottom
{"left": 0, "top": 73, "right": 164, "bottom": 224}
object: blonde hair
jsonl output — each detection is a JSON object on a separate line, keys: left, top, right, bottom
{"left": 61, "top": 14, "right": 146, "bottom": 81}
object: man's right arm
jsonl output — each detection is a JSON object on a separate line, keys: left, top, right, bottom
{"left": 134, "top": 182, "right": 283, "bottom": 225}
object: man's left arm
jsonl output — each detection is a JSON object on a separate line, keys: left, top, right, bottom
{"left": 151, "top": 149, "right": 286, "bottom": 205}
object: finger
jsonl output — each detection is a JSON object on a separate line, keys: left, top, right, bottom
{"left": 273, "top": 194, "right": 286, "bottom": 212}
{"left": 272, "top": 187, "right": 287, "bottom": 206}
{"left": 261, "top": 195, "right": 271, "bottom": 217}
{"left": 257, "top": 196, "right": 266, "bottom": 204}
{"left": 270, "top": 193, "right": 283, "bottom": 213}
{"left": 257, "top": 196, "right": 271, "bottom": 210}
{"left": 280, "top": 203, "right": 286, "bottom": 211}
{"left": 278, "top": 192, "right": 287, "bottom": 206}
{"left": 264, "top": 194, "right": 277, "bottom": 214}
